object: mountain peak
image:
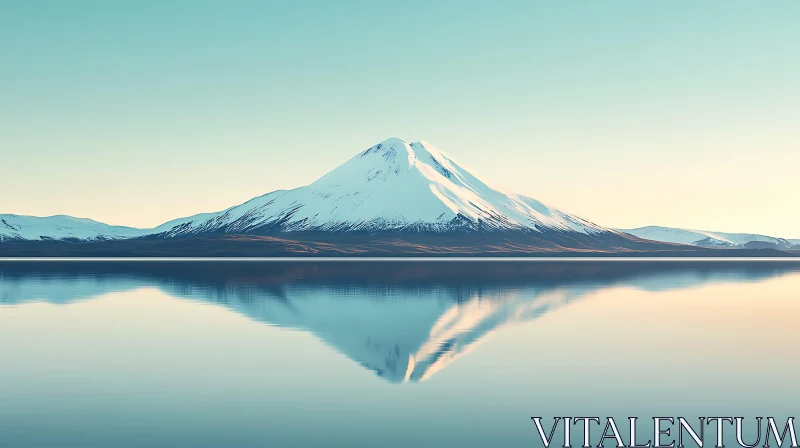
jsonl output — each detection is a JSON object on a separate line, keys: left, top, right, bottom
{"left": 357, "top": 137, "right": 409, "bottom": 157}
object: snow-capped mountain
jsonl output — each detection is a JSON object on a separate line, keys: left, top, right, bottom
{"left": 2, "top": 137, "right": 791, "bottom": 254}
{"left": 619, "top": 226, "right": 796, "bottom": 249}
{"left": 152, "top": 138, "right": 609, "bottom": 237}
{"left": 1, "top": 138, "right": 617, "bottom": 243}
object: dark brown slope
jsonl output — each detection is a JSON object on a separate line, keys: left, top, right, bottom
{"left": 0, "top": 231, "right": 795, "bottom": 257}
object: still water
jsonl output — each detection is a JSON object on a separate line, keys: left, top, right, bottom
{"left": 1, "top": 260, "right": 799, "bottom": 447}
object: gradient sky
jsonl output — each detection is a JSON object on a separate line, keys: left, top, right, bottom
{"left": 1, "top": 1, "right": 798, "bottom": 237}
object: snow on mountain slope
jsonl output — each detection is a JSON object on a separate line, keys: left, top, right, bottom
{"left": 154, "top": 138, "right": 610, "bottom": 237}
{"left": 0, "top": 214, "right": 145, "bottom": 242}
{"left": 619, "top": 226, "right": 794, "bottom": 249}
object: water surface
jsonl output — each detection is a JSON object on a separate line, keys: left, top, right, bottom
{"left": 1, "top": 261, "right": 799, "bottom": 447}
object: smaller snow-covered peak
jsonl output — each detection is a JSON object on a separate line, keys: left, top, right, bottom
{"left": 619, "top": 226, "right": 795, "bottom": 249}
{"left": 0, "top": 213, "right": 145, "bottom": 242}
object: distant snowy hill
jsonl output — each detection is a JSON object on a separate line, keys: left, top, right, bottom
{"left": 619, "top": 226, "right": 796, "bottom": 249}
{"left": 0, "top": 214, "right": 144, "bottom": 242}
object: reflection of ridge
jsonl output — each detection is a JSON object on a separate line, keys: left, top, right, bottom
{"left": 404, "top": 287, "right": 587, "bottom": 382}
{"left": 1, "top": 261, "right": 799, "bottom": 383}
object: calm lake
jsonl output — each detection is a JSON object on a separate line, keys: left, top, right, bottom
{"left": 1, "top": 260, "right": 799, "bottom": 447}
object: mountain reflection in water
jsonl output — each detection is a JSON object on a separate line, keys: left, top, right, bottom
{"left": 1, "top": 260, "right": 798, "bottom": 383}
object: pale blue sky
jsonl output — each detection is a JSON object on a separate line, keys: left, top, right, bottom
{"left": 1, "top": 1, "right": 798, "bottom": 236}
